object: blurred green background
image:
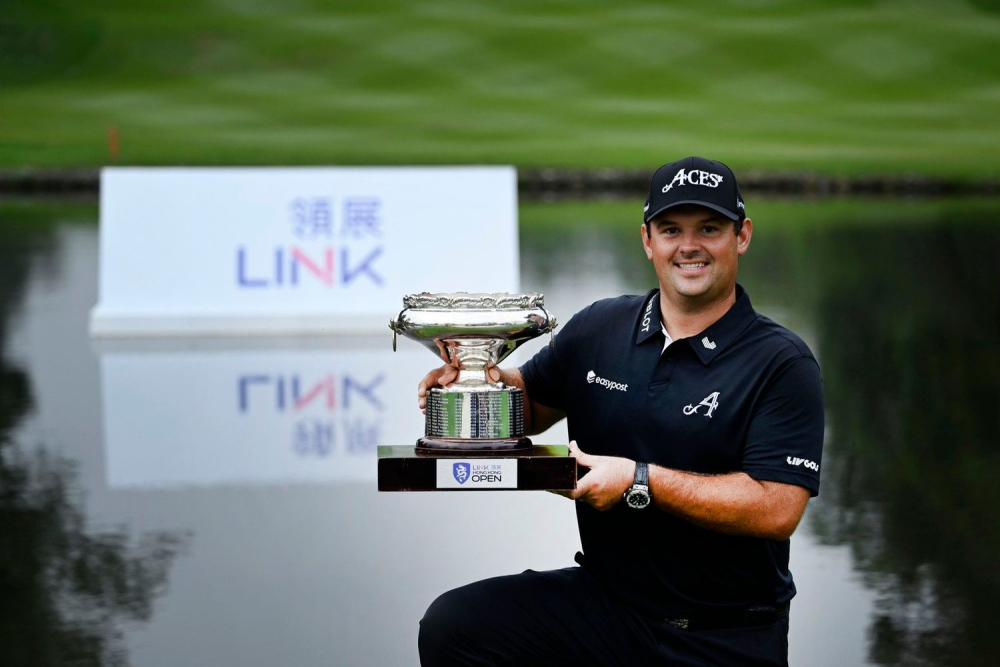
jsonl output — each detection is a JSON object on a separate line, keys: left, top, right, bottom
{"left": 3, "top": 0, "right": 1000, "bottom": 176}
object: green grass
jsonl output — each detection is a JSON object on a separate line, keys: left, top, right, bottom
{"left": 6, "top": 196, "right": 998, "bottom": 232}
{"left": 2, "top": 0, "right": 1000, "bottom": 176}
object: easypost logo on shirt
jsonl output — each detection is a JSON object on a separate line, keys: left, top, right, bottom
{"left": 587, "top": 370, "right": 628, "bottom": 392}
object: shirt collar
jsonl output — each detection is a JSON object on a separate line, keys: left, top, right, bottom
{"left": 635, "top": 285, "right": 757, "bottom": 365}
{"left": 635, "top": 289, "right": 663, "bottom": 346}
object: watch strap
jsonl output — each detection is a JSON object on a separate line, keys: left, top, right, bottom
{"left": 634, "top": 461, "right": 649, "bottom": 487}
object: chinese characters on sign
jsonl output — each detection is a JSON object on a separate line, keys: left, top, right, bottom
{"left": 342, "top": 198, "right": 382, "bottom": 239}
{"left": 289, "top": 197, "right": 384, "bottom": 240}
{"left": 290, "top": 197, "right": 334, "bottom": 239}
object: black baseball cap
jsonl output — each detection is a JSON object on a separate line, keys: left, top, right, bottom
{"left": 643, "top": 156, "right": 746, "bottom": 223}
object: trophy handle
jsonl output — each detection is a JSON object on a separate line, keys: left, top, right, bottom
{"left": 540, "top": 306, "right": 558, "bottom": 347}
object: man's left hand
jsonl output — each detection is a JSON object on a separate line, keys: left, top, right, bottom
{"left": 554, "top": 440, "right": 635, "bottom": 511}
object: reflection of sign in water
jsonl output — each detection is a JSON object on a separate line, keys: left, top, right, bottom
{"left": 237, "top": 372, "right": 385, "bottom": 458}
{"left": 100, "top": 344, "right": 428, "bottom": 489}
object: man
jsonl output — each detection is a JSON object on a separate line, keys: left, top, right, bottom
{"left": 417, "top": 157, "right": 824, "bottom": 666}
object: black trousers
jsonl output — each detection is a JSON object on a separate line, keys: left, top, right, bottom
{"left": 418, "top": 567, "right": 789, "bottom": 667}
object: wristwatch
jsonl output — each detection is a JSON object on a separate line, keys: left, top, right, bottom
{"left": 623, "top": 461, "right": 651, "bottom": 509}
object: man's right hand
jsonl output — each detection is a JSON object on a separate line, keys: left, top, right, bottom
{"left": 417, "top": 364, "right": 502, "bottom": 412}
{"left": 417, "top": 365, "right": 456, "bottom": 413}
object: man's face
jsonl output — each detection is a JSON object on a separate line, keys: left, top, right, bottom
{"left": 641, "top": 205, "right": 752, "bottom": 308}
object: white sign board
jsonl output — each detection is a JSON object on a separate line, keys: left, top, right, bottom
{"left": 91, "top": 167, "right": 519, "bottom": 337}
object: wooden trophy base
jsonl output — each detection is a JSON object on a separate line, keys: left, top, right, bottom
{"left": 377, "top": 444, "right": 576, "bottom": 492}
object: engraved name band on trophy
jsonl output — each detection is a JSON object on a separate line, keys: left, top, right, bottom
{"left": 389, "top": 292, "right": 557, "bottom": 452}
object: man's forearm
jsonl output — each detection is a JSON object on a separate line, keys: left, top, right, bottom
{"left": 497, "top": 367, "right": 525, "bottom": 391}
{"left": 497, "top": 368, "right": 564, "bottom": 436}
{"left": 648, "top": 466, "right": 807, "bottom": 541}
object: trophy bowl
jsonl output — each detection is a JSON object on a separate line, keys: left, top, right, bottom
{"left": 390, "top": 292, "right": 557, "bottom": 452}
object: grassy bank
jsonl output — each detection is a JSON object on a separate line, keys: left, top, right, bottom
{"left": 4, "top": 196, "right": 999, "bottom": 232}
{"left": 520, "top": 197, "right": 1000, "bottom": 233}
{"left": 3, "top": 0, "right": 1000, "bottom": 176}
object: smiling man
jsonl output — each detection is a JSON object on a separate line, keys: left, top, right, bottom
{"left": 418, "top": 157, "right": 824, "bottom": 667}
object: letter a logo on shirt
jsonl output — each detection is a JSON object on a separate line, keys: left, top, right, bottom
{"left": 683, "top": 391, "right": 721, "bottom": 418}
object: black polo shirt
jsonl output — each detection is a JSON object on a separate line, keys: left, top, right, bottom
{"left": 520, "top": 285, "right": 824, "bottom": 618}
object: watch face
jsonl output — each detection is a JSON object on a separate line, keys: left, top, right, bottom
{"left": 626, "top": 488, "right": 650, "bottom": 509}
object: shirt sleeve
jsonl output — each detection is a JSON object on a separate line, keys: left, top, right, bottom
{"left": 518, "top": 304, "right": 590, "bottom": 411}
{"left": 741, "top": 355, "right": 825, "bottom": 496}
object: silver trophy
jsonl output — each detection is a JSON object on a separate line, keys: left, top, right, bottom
{"left": 390, "top": 292, "right": 557, "bottom": 452}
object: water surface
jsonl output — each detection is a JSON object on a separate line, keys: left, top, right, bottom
{"left": 1, "top": 199, "right": 997, "bottom": 666}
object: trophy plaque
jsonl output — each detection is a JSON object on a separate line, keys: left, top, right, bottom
{"left": 377, "top": 292, "right": 577, "bottom": 492}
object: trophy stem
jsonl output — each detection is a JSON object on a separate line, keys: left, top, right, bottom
{"left": 449, "top": 338, "right": 504, "bottom": 389}
{"left": 455, "top": 368, "right": 493, "bottom": 388}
